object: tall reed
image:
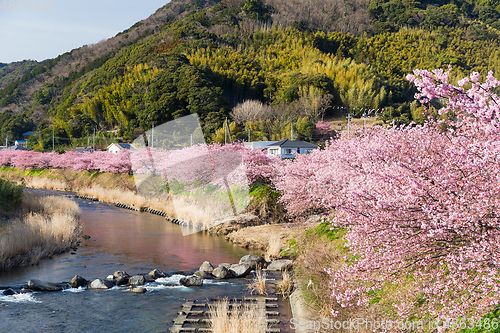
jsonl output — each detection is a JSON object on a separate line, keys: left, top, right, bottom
{"left": 0, "top": 194, "right": 81, "bottom": 269}
{"left": 208, "top": 299, "right": 267, "bottom": 333}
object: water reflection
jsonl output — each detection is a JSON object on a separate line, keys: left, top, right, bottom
{"left": 0, "top": 192, "right": 254, "bottom": 284}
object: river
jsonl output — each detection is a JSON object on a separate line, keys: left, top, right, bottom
{"left": 0, "top": 191, "right": 289, "bottom": 332}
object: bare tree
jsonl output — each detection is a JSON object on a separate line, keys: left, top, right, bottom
{"left": 299, "top": 93, "right": 333, "bottom": 123}
{"left": 266, "top": 0, "right": 371, "bottom": 36}
{"left": 230, "top": 100, "right": 274, "bottom": 125}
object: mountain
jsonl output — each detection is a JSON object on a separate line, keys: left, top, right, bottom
{"left": 1, "top": 0, "right": 500, "bottom": 150}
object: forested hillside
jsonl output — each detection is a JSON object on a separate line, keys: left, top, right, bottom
{"left": 2, "top": 0, "right": 500, "bottom": 150}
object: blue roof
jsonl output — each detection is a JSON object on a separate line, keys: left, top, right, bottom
{"left": 265, "top": 139, "right": 317, "bottom": 148}
{"left": 8, "top": 145, "right": 29, "bottom": 150}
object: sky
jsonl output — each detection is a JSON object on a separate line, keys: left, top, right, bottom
{"left": 0, "top": 0, "right": 170, "bottom": 63}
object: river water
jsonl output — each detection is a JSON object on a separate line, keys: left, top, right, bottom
{"left": 0, "top": 191, "right": 290, "bottom": 332}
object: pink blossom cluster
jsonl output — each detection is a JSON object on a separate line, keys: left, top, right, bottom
{"left": 274, "top": 69, "right": 500, "bottom": 324}
{"left": 315, "top": 121, "right": 334, "bottom": 136}
{"left": 130, "top": 142, "right": 278, "bottom": 192}
{"left": 0, "top": 149, "right": 132, "bottom": 173}
{"left": 0, "top": 143, "right": 276, "bottom": 184}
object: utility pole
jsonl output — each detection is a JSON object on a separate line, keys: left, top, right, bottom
{"left": 5, "top": 136, "right": 7, "bottom": 148}
{"left": 93, "top": 128, "right": 96, "bottom": 151}
{"left": 347, "top": 113, "right": 353, "bottom": 139}
{"left": 225, "top": 117, "right": 228, "bottom": 144}
{"left": 151, "top": 122, "right": 154, "bottom": 149}
{"left": 363, "top": 111, "right": 367, "bottom": 131}
{"left": 191, "top": 134, "right": 193, "bottom": 146}
{"left": 248, "top": 129, "right": 251, "bottom": 142}
{"left": 52, "top": 127, "right": 55, "bottom": 152}
{"left": 291, "top": 122, "right": 296, "bottom": 140}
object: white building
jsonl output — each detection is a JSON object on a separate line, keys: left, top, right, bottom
{"left": 265, "top": 139, "right": 318, "bottom": 158}
{"left": 244, "top": 141, "right": 278, "bottom": 150}
{"left": 107, "top": 143, "right": 135, "bottom": 154}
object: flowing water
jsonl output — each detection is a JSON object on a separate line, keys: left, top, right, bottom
{"left": 0, "top": 191, "right": 292, "bottom": 332}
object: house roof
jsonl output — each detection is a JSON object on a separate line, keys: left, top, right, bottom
{"left": 22, "top": 131, "right": 35, "bottom": 137}
{"left": 72, "top": 147, "right": 93, "bottom": 153}
{"left": 7, "top": 145, "right": 29, "bottom": 150}
{"left": 107, "top": 143, "right": 134, "bottom": 150}
{"left": 265, "top": 139, "right": 318, "bottom": 148}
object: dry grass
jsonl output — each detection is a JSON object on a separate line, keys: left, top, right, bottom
{"left": 247, "top": 269, "right": 267, "bottom": 296}
{"left": 78, "top": 186, "right": 148, "bottom": 207}
{"left": 276, "top": 270, "right": 294, "bottom": 298}
{"left": 226, "top": 222, "right": 315, "bottom": 250}
{"left": 25, "top": 177, "right": 68, "bottom": 191}
{"left": 265, "top": 234, "right": 282, "bottom": 261}
{"left": 293, "top": 225, "right": 385, "bottom": 330}
{"left": 171, "top": 194, "right": 235, "bottom": 230}
{"left": 208, "top": 299, "right": 267, "bottom": 333}
{"left": 0, "top": 194, "right": 81, "bottom": 269}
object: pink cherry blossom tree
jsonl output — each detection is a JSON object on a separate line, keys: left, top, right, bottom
{"left": 274, "top": 68, "right": 500, "bottom": 325}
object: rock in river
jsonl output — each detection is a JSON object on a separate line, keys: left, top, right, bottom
{"left": 128, "top": 275, "right": 146, "bottom": 286}
{"left": 199, "top": 261, "right": 215, "bottom": 274}
{"left": 229, "top": 264, "right": 252, "bottom": 278}
{"left": 69, "top": 275, "right": 87, "bottom": 288}
{"left": 113, "top": 271, "right": 130, "bottom": 286}
{"left": 179, "top": 276, "right": 203, "bottom": 287}
{"left": 148, "top": 269, "right": 166, "bottom": 279}
{"left": 27, "top": 279, "right": 67, "bottom": 292}
{"left": 266, "top": 259, "right": 293, "bottom": 271}
{"left": 2, "top": 288, "right": 16, "bottom": 296}
{"left": 212, "top": 265, "right": 232, "bottom": 279}
{"left": 129, "top": 286, "right": 147, "bottom": 293}
{"left": 239, "top": 255, "right": 266, "bottom": 270}
{"left": 195, "top": 270, "right": 214, "bottom": 279}
{"left": 88, "top": 279, "right": 115, "bottom": 290}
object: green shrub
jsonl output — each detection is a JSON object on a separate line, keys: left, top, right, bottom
{"left": 0, "top": 178, "right": 23, "bottom": 210}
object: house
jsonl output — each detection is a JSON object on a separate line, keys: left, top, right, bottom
{"left": 7, "top": 145, "right": 29, "bottom": 151}
{"left": 71, "top": 146, "right": 94, "bottom": 153}
{"left": 244, "top": 141, "right": 278, "bottom": 150}
{"left": 265, "top": 139, "right": 318, "bottom": 158}
{"left": 107, "top": 143, "right": 135, "bottom": 154}
{"left": 14, "top": 140, "right": 27, "bottom": 147}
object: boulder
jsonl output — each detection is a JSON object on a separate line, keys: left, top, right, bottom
{"left": 128, "top": 275, "right": 146, "bottom": 286}
{"left": 19, "top": 288, "right": 32, "bottom": 294}
{"left": 144, "top": 275, "right": 155, "bottom": 283}
{"left": 106, "top": 275, "right": 114, "bottom": 280}
{"left": 88, "top": 279, "right": 115, "bottom": 290}
{"left": 179, "top": 276, "right": 203, "bottom": 287}
{"left": 27, "top": 279, "right": 66, "bottom": 292}
{"left": 212, "top": 265, "right": 232, "bottom": 279}
{"left": 229, "top": 264, "right": 252, "bottom": 278}
{"left": 129, "top": 287, "right": 147, "bottom": 293}
{"left": 195, "top": 270, "right": 214, "bottom": 279}
{"left": 239, "top": 255, "right": 266, "bottom": 270}
{"left": 2, "top": 288, "right": 16, "bottom": 296}
{"left": 113, "top": 271, "right": 130, "bottom": 286}
{"left": 265, "top": 259, "right": 293, "bottom": 271}
{"left": 218, "top": 263, "right": 231, "bottom": 269}
{"left": 199, "top": 261, "right": 215, "bottom": 274}
{"left": 148, "top": 269, "right": 166, "bottom": 279}
{"left": 69, "top": 275, "right": 87, "bottom": 288}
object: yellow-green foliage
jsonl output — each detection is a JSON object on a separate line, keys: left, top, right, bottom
{"left": 187, "top": 27, "right": 386, "bottom": 109}
{"left": 68, "top": 64, "right": 159, "bottom": 128}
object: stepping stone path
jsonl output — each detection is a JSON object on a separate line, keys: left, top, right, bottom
{"left": 169, "top": 297, "right": 281, "bottom": 333}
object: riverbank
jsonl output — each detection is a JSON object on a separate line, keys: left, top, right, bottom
{"left": 0, "top": 167, "right": 271, "bottom": 231}
{"left": 0, "top": 167, "right": 320, "bottom": 330}
{"left": 0, "top": 191, "right": 81, "bottom": 269}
